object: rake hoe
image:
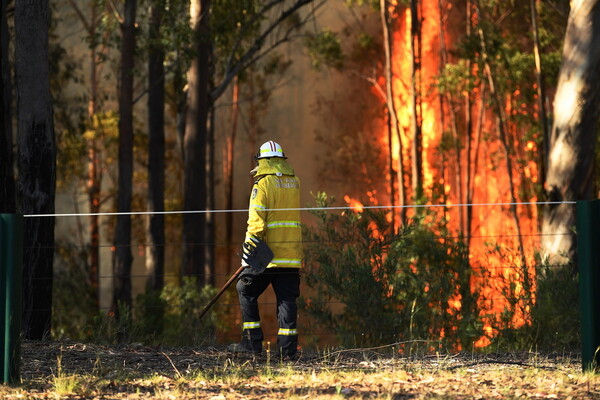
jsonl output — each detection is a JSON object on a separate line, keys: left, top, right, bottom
{"left": 198, "top": 236, "right": 273, "bottom": 320}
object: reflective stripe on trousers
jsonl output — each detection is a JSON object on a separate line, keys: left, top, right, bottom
{"left": 243, "top": 321, "right": 261, "bottom": 330}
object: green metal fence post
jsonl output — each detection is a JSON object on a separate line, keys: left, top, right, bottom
{"left": 0, "top": 215, "right": 6, "bottom": 382}
{"left": 1, "top": 214, "right": 23, "bottom": 384}
{"left": 576, "top": 200, "right": 600, "bottom": 372}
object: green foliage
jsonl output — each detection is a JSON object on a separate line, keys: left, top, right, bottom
{"left": 53, "top": 255, "right": 224, "bottom": 345}
{"left": 52, "top": 243, "right": 99, "bottom": 340}
{"left": 344, "top": 0, "right": 380, "bottom": 8}
{"left": 436, "top": 60, "right": 478, "bottom": 98}
{"left": 301, "top": 192, "right": 482, "bottom": 350}
{"left": 304, "top": 30, "right": 344, "bottom": 71}
{"left": 211, "top": 0, "right": 263, "bottom": 75}
{"left": 491, "top": 262, "right": 580, "bottom": 351}
{"left": 134, "top": 277, "right": 226, "bottom": 346}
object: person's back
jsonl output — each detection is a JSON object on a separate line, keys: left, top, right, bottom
{"left": 229, "top": 141, "right": 303, "bottom": 360}
{"left": 249, "top": 157, "right": 302, "bottom": 268}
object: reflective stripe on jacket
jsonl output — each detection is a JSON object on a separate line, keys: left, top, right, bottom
{"left": 246, "top": 158, "right": 303, "bottom": 268}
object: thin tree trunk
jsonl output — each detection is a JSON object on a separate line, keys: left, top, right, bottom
{"left": 530, "top": 0, "right": 549, "bottom": 194}
{"left": 112, "top": 0, "right": 137, "bottom": 334}
{"left": 467, "top": 82, "right": 486, "bottom": 240}
{"left": 542, "top": 0, "right": 600, "bottom": 266}
{"left": 436, "top": 0, "right": 463, "bottom": 230}
{"left": 206, "top": 100, "right": 215, "bottom": 287}
{"left": 67, "top": 0, "right": 105, "bottom": 308}
{"left": 465, "top": 0, "right": 474, "bottom": 251}
{"left": 247, "top": 75, "right": 259, "bottom": 177}
{"left": 380, "top": 0, "right": 405, "bottom": 226}
{"left": 183, "top": 0, "right": 211, "bottom": 287}
{"left": 147, "top": 0, "right": 166, "bottom": 293}
{"left": 410, "top": 0, "right": 423, "bottom": 201}
{"left": 87, "top": 5, "right": 101, "bottom": 308}
{"left": 225, "top": 76, "right": 239, "bottom": 275}
{"left": 15, "top": 0, "right": 56, "bottom": 339}
{"left": 478, "top": 27, "right": 528, "bottom": 276}
{"left": 0, "top": 0, "right": 15, "bottom": 213}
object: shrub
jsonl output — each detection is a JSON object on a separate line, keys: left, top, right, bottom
{"left": 134, "top": 277, "right": 226, "bottom": 346}
{"left": 300, "top": 192, "right": 482, "bottom": 351}
{"left": 491, "top": 261, "right": 580, "bottom": 351}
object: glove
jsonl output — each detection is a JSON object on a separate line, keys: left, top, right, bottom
{"left": 239, "top": 268, "right": 257, "bottom": 285}
{"left": 238, "top": 236, "right": 274, "bottom": 285}
{"left": 240, "top": 236, "right": 273, "bottom": 273}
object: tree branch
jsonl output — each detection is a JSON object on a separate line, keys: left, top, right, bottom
{"left": 211, "top": 0, "right": 326, "bottom": 100}
{"left": 67, "top": 0, "right": 91, "bottom": 33}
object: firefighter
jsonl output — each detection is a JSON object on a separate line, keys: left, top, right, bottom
{"left": 228, "top": 140, "right": 303, "bottom": 360}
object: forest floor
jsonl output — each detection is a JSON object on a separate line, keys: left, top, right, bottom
{"left": 0, "top": 340, "right": 599, "bottom": 399}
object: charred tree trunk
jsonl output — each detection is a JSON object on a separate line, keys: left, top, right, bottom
{"left": 542, "top": 0, "right": 600, "bottom": 266}
{"left": 0, "top": 0, "right": 15, "bottom": 213}
{"left": 183, "top": 0, "right": 211, "bottom": 287}
{"left": 147, "top": 0, "right": 166, "bottom": 293}
{"left": 112, "top": 0, "right": 137, "bottom": 334}
{"left": 464, "top": 0, "right": 474, "bottom": 251}
{"left": 15, "top": 0, "right": 56, "bottom": 339}
{"left": 436, "top": 0, "right": 463, "bottom": 230}
{"left": 410, "top": 0, "right": 423, "bottom": 202}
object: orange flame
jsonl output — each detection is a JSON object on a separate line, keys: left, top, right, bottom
{"left": 378, "top": 0, "right": 539, "bottom": 348}
{"left": 344, "top": 195, "right": 364, "bottom": 213}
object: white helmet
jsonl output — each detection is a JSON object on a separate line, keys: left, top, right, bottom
{"left": 256, "top": 140, "right": 286, "bottom": 159}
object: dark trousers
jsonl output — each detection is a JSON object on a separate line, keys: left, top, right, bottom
{"left": 236, "top": 267, "right": 300, "bottom": 355}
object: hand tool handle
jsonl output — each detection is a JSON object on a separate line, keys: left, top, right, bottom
{"left": 198, "top": 265, "right": 245, "bottom": 320}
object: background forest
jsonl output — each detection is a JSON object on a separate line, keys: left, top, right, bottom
{"left": 0, "top": 0, "right": 596, "bottom": 352}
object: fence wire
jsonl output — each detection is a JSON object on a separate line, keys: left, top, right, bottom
{"left": 18, "top": 201, "right": 580, "bottom": 352}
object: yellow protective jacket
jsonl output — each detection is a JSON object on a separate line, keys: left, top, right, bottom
{"left": 245, "top": 158, "right": 303, "bottom": 268}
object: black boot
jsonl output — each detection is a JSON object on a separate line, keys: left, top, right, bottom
{"left": 227, "top": 336, "right": 262, "bottom": 355}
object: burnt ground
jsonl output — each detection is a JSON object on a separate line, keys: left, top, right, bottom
{"left": 4, "top": 340, "right": 599, "bottom": 399}
{"left": 18, "top": 340, "right": 577, "bottom": 377}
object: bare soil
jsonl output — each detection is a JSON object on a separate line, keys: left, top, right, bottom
{"left": 1, "top": 340, "right": 599, "bottom": 399}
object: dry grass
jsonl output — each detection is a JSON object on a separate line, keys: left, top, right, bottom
{"left": 0, "top": 341, "right": 598, "bottom": 399}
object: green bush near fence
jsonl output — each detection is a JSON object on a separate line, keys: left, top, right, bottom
{"left": 53, "top": 243, "right": 225, "bottom": 345}
{"left": 491, "top": 261, "right": 580, "bottom": 351}
{"left": 134, "top": 277, "right": 228, "bottom": 346}
{"left": 300, "top": 192, "right": 482, "bottom": 351}
{"left": 300, "top": 192, "right": 581, "bottom": 353}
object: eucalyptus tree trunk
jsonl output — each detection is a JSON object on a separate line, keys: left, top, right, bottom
{"left": 542, "top": 0, "right": 600, "bottom": 266}
{"left": 15, "top": 0, "right": 56, "bottom": 339}
{"left": 380, "top": 0, "right": 405, "bottom": 227}
{"left": 183, "top": 0, "right": 211, "bottom": 286}
{"left": 0, "top": 0, "right": 14, "bottom": 213}
{"left": 67, "top": 0, "right": 104, "bottom": 307}
{"left": 147, "top": 0, "right": 166, "bottom": 293}
{"left": 112, "top": 0, "right": 137, "bottom": 331}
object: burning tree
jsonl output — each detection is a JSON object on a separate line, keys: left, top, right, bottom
{"left": 307, "top": 0, "right": 570, "bottom": 346}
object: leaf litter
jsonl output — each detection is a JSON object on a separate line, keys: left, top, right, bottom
{"left": 0, "top": 340, "right": 598, "bottom": 399}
